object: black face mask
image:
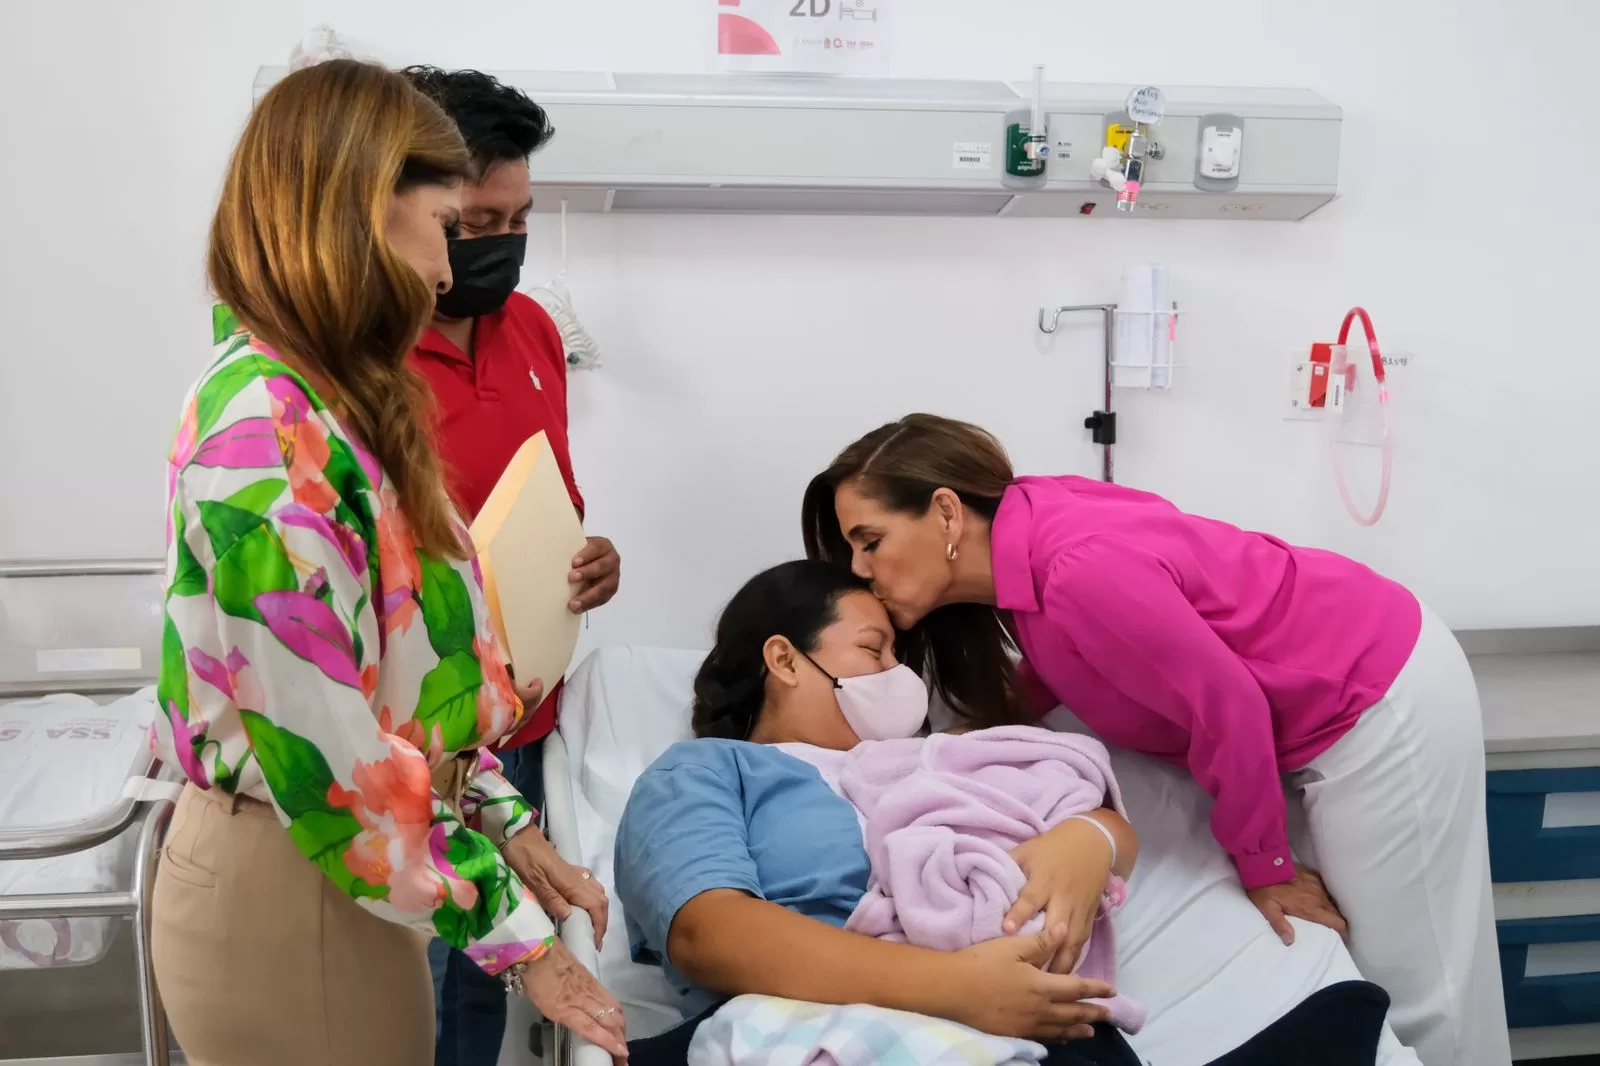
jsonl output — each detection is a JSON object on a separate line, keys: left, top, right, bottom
{"left": 434, "top": 233, "right": 527, "bottom": 320}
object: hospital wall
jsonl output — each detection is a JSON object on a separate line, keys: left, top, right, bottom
{"left": 3, "top": 0, "right": 1598, "bottom": 671}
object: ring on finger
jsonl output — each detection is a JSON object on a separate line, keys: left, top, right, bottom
{"left": 593, "top": 1006, "right": 616, "bottom": 1021}
{"left": 579, "top": 869, "right": 593, "bottom": 881}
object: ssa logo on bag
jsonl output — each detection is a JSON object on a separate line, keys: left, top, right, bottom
{"left": 45, "top": 718, "right": 118, "bottom": 742}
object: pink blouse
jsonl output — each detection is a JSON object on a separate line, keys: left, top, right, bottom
{"left": 993, "top": 476, "right": 1420, "bottom": 888}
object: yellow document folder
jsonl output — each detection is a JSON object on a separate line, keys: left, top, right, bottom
{"left": 468, "top": 432, "right": 586, "bottom": 700}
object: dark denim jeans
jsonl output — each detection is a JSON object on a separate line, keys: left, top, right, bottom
{"left": 430, "top": 740, "right": 547, "bottom": 1066}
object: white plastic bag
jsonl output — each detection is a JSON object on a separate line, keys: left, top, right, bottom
{"left": 287, "top": 25, "right": 384, "bottom": 70}
{"left": 0, "top": 690, "right": 159, "bottom": 969}
{"left": 526, "top": 202, "right": 606, "bottom": 372}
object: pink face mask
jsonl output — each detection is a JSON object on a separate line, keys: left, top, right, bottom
{"left": 804, "top": 654, "right": 929, "bottom": 741}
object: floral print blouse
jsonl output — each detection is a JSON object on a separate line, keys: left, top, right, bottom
{"left": 149, "top": 306, "right": 553, "bottom": 974}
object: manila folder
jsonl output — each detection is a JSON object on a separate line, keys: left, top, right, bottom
{"left": 468, "top": 431, "right": 586, "bottom": 698}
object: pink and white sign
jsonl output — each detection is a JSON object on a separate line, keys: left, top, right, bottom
{"left": 717, "top": 0, "right": 893, "bottom": 75}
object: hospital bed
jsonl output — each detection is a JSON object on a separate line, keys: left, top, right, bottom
{"left": 540, "top": 645, "right": 1420, "bottom": 1066}
{"left": 0, "top": 560, "right": 176, "bottom": 1066}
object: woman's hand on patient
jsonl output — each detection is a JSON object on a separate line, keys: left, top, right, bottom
{"left": 950, "top": 923, "right": 1114, "bottom": 1042}
{"left": 503, "top": 830, "right": 610, "bottom": 950}
{"left": 525, "top": 938, "right": 629, "bottom": 1062}
{"left": 1004, "top": 816, "right": 1119, "bottom": 973}
{"left": 1247, "top": 867, "right": 1347, "bottom": 946}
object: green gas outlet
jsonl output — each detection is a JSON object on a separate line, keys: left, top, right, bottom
{"left": 1006, "top": 122, "right": 1046, "bottom": 178}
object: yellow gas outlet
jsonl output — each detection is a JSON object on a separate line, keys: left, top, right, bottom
{"left": 1104, "top": 123, "right": 1134, "bottom": 154}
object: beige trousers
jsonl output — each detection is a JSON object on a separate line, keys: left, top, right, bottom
{"left": 151, "top": 785, "right": 435, "bottom": 1066}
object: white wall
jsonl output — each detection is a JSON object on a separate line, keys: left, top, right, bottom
{"left": 4, "top": 0, "right": 1598, "bottom": 673}
{"left": 2, "top": 2, "right": 1595, "bottom": 1063}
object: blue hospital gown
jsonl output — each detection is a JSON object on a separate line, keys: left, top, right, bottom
{"left": 614, "top": 739, "right": 871, "bottom": 1017}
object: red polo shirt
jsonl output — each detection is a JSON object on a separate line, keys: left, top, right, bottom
{"left": 411, "top": 292, "right": 583, "bottom": 750}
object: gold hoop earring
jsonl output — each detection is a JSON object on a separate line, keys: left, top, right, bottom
{"left": 946, "top": 543, "right": 959, "bottom": 562}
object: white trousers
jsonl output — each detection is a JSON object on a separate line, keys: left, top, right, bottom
{"left": 1287, "top": 605, "right": 1511, "bottom": 1066}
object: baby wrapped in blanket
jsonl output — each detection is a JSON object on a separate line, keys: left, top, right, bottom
{"left": 778, "top": 725, "right": 1146, "bottom": 1033}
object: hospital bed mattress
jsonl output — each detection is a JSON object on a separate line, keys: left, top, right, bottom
{"left": 0, "top": 688, "right": 159, "bottom": 970}
{"left": 545, "top": 646, "right": 1414, "bottom": 1066}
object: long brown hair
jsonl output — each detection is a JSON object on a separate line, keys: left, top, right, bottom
{"left": 801, "top": 414, "right": 1022, "bottom": 728}
{"left": 207, "top": 59, "right": 472, "bottom": 558}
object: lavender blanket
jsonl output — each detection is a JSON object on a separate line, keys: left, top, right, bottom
{"left": 835, "top": 726, "right": 1146, "bottom": 1033}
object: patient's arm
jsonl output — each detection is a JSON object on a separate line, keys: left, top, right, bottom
{"left": 669, "top": 889, "right": 960, "bottom": 1014}
{"left": 668, "top": 889, "right": 1114, "bottom": 1042}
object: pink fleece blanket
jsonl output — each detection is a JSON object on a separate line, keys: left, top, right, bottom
{"left": 837, "top": 726, "right": 1146, "bottom": 1033}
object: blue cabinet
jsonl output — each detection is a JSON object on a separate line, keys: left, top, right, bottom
{"left": 1486, "top": 768, "right": 1600, "bottom": 883}
{"left": 1496, "top": 914, "right": 1600, "bottom": 1030}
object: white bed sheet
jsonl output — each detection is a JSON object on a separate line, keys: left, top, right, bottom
{"left": 546, "top": 647, "right": 1415, "bottom": 1066}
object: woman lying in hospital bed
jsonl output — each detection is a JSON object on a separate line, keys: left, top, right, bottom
{"left": 611, "top": 561, "right": 1413, "bottom": 1066}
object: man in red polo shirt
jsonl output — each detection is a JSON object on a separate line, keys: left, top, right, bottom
{"left": 404, "top": 67, "right": 622, "bottom": 1066}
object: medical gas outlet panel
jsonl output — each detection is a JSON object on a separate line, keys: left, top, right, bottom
{"left": 253, "top": 67, "right": 1341, "bottom": 221}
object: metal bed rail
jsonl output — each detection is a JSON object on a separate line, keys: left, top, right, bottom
{"left": 0, "top": 753, "right": 176, "bottom": 1066}
{"left": 0, "top": 795, "right": 176, "bottom": 1066}
{"left": 0, "top": 560, "right": 166, "bottom": 579}
{"left": 541, "top": 729, "right": 583, "bottom": 1066}
{"left": 0, "top": 678, "right": 163, "bottom": 701}
{"left": 0, "top": 754, "right": 167, "bottom": 863}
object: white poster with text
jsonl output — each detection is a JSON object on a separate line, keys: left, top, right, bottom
{"left": 717, "top": 0, "right": 893, "bottom": 75}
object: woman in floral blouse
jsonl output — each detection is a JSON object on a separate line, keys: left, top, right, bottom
{"left": 147, "top": 60, "right": 628, "bottom": 1066}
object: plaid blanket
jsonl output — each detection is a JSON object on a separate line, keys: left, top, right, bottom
{"left": 686, "top": 994, "right": 1049, "bottom": 1065}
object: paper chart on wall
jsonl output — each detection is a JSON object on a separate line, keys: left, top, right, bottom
{"left": 715, "top": 0, "right": 893, "bottom": 75}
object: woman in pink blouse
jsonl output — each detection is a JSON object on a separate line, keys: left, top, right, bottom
{"left": 802, "top": 414, "right": 1510, "bottom": 1066}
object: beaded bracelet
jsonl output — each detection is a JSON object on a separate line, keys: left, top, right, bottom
{"left": 499, "top": 935, "right": 558, "bottom": 996}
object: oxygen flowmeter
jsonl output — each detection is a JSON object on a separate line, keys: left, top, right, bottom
{"left": 1004, "top": 66, "right": 1050, "bottom": 184}
{"left": 1089, "top": 86, "right": 1167, "bottom": 211}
